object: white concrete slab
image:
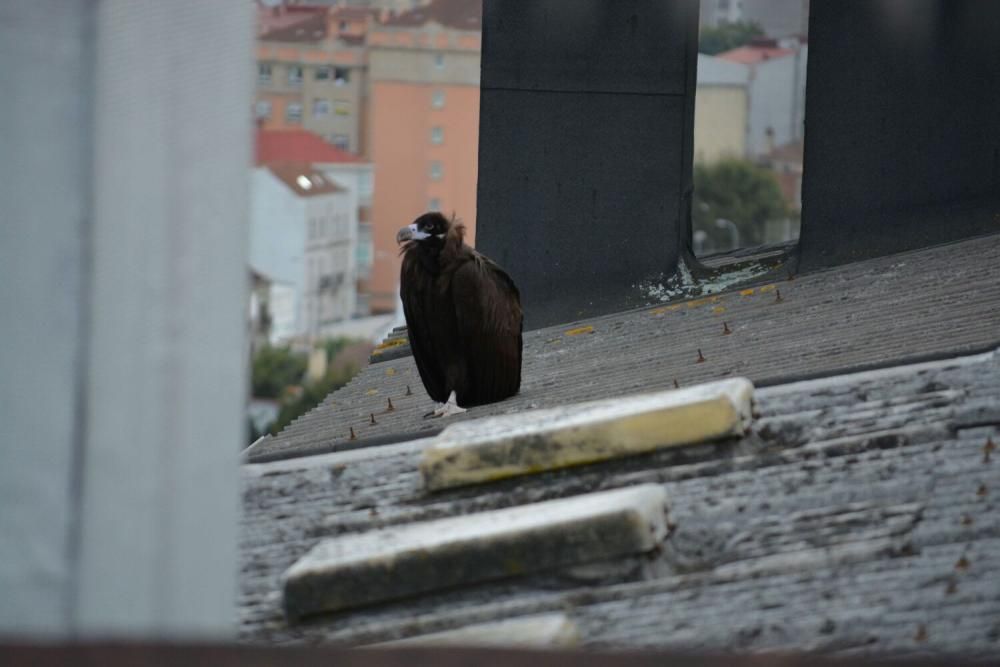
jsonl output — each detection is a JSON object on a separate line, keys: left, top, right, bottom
{"left": 282, "top": 484, "right": 668, "bottom": 619}
{"left": 369, "top": 613, "right": 579, "bottom": 648}
{"left": 421, "top": 378, "right": 755, "bottom": 491}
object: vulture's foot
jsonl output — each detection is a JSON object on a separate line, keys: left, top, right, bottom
{"left": 422, "top": 402, "right": 444, "bottom": 419}
{"left": 428, "top": 391, "right": 467, "bottom": 418}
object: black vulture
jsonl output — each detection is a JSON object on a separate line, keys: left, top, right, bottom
{"left": 396, "top": 212, "right": 522, "bottom": 417}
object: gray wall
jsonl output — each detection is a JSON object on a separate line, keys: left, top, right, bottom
{"left": 0, "top": 0, "right": 253, "bottom": 638}
{"left": 799, "top": 0, "right": 1000, "bottom": 270}
{"left": 476, "top": 0, "right": 700, "bottom": 329}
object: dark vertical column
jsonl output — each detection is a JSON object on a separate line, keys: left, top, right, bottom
{"left": 800, "top": 0, "right": 1000, "bottom": 270}
{"left": 476, "top": 1, "right": 700, "bottom": 329}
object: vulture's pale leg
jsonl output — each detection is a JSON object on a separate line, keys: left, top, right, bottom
{"left": 431, "top": 391, "right": 466, "bottom": 418}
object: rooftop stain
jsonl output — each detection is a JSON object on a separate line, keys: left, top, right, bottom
{"left": 565, "top": 326, "right": 594, "bottom": 336}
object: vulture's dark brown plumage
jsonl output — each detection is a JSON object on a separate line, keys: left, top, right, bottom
{"left": 397, "top": 212, "right": 522, "bottom": 411}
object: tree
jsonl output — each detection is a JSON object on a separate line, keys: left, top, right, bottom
{"left": 699, "top": 22, "right": 765, "bottom": 56}
{"left": 693, "top": 159, "right": 788, "bottom": 253}
{"left": 251, "top": 344, "right": 307, "bottom": 399}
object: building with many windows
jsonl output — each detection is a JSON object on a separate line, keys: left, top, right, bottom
{"left": 365, "top": 0, "right": 482, "bottom": 313}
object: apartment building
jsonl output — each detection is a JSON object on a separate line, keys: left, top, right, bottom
{"left": 365, "top": 0, "right": 482, "bottom": 313}
{"left": 255, "top": 4, "right": 372, "bottom": 154}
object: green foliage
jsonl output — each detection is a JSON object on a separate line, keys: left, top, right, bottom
{"left": 693, "top": 159, "right": 788, "bottom": 252}
{"left": 248, "top": 337, "right": 364, "bottom": 441}
{"left": 699, "top": 21, "right": 765, "bottom": 55}
{"left": 251, "top": 345, "right": 307, "bottom": 399}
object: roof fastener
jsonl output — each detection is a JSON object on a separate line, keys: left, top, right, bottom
{"left": 775, "top": 289, "right": 784, "bottom": 303}
{"left": 406, "top": 385, "right": 413, "bottom": 396}
{"left": 914, "top": 624, "right": 927, "bottom": 642}
{"left": 387, "top": 397, "right": 395, "bottom": 412}
{"left": 977, "top": 484, "right": 988, "bottom": 497}
{"left": 349, "top": 427, "right": 356, "bottom": 441}
{"left": 945, "top": 578, "right": 958, "bottom": 595}
{"left": 723, "top": 321, "right": 732, "bottom": 335}
{"left": 370, "top": 413, "right": 377, "bottom": 425}
{"left": 673, "top": 379, "right": 680, "bottom": 389}
{"left": 955, "top": 555, "right": 970, "bottom": 571}
{"left": 983, "top": 437, "right": 995, "bottom": 463}
{"left": 697, "top": 349, "right": 706, "bottom": 363}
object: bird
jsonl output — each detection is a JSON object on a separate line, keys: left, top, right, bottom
{"left": 396, "top": 212, "right": 522, "bottom": 417}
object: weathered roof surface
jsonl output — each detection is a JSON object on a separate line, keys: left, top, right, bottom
{"left": 240, "top": 347, "right": 1000, "bottom": 657}
{"left": 246, "top": 234, "right": 1000, "bottom": 463}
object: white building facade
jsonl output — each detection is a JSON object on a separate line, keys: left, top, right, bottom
{"left": 250, "top": 163, "right": 359, "bottom": 342}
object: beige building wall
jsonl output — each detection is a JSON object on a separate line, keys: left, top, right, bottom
{"left": 693, "top": 85, "right": 748, "bottom": 164}
{"left": 256, "top": 43, "right": 367, "bottom": 154}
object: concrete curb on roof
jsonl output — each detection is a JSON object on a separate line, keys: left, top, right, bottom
{"left": 420, "top": 378, "right": 755, "bottom": 491}
{"left": 281, "top": 484, "right": 669, "bottom": 620}
{"left": 368, "top": 613, "right": 579, "bottom": 649}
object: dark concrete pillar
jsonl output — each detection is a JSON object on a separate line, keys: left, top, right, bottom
{"left": 800, "top": 0, "right": 1000, "bottom": 270}
{"left": 476, "top": 1, "right": 700, "bottom": 329}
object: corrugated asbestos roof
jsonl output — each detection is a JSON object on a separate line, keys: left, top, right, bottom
{"left": 240, "top": 346, "right": 1000, "bottom": 656}
{"left": 238, "top": 233, "right": 1000, "bottom": 657}
{"left": 246, "top": 234, "right": 1000, "bottom": 463}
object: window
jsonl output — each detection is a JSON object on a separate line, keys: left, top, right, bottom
{"left": 429, "top": 198, "right": 441, "bottom": 211}
{"left": 334, "top": 67, "right": 350, "bottom": 86}
{"left": 433, "top": 53, "right": 444, "bottom": 69}
{"left": 329, "top": 134, "right": 350, "bottom": 150}
{"left": 334, "top": 100, "right": 350, "bottom": 116}
{"left": 288, "top": 66, "right": 303, "bottom": 85}
{"left": 429, "top": 161, "right": 443, "bottom": 181}
{"left": 258, "top": 63, "right": 272, "bottom": 83}
{"left": 286, "top": 103, "right": 302, "bottom": 123}
{"left": 315, "top": 66, "right": 331, "bottom": 81}
{"left": 432, "top": 90, "right": 445, "bottom": 109}
{"left": 313, "top": 98, "right": 331, "bottom": 117}
{"left": 255, "top": 100, "right": 272, "bottom": 120}
{"left": 431, "top": 126, "right": 443, "bottom": 144}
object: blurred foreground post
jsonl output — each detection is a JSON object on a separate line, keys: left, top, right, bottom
{"left": 0, "top": 1, "right": 253, "bottom": 638}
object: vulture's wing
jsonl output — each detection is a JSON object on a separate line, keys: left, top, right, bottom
{"left": 400, "top": 256, "right": 448, "bottom": 403}
{"left": 451, "top": 254, "right": 523, "bottom": 405}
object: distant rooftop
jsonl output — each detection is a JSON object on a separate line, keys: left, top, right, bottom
{"left": 256, "top": 129, "right": 367, "bottom": 166}
{"left": 379, "top": 0, "right": 482, "bottom": 31}
{"left": 265, "top": 162, "right": 345, "bottom": 197}
{"left": 718, "top": 42, "right": 795, "bottom": 65}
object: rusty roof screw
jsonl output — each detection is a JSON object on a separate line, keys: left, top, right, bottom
{"left": 349, "top": 427, "right": 356, "bottom": 441}
{"left": 387, "top": 397, "right": 395, "bottom": 412}
{"left": 775, "top": 288, "right": 784, "bottom": 303}
{"left": 977, "top": 484, "right": 988, "bottom": 498}
{"left": 370, "top": 413, "right": 376, "bottom": 425}
{"left": 787, "top": 273, "right": 796, "bottom": 281}
{"left": 945, "top": 578, "right": 958, "bottom": 595}
{"left": 984, "top": 437, "right": 995, "bottom": 464}
{"left": 723, "top": 321, "right": 732, "bottom": 335}
{"left": 406, "top": 384, "right": 413, "bottom": 396}
{"left": 914, "top": 624, "right": 928, "bottom": 642}
{"left": 961, "top": 515, "right": 974, "bottom": 526}
{"left": 697, "top": 349, "right": 706, "bottom": 363}
{"left": 955, "top": 555, "right": 970, "bottom": 571}
{"left": 673, "top": 379, "right": 680, "bottom": 389}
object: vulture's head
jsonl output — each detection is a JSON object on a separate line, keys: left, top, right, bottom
{"left": 396, "top": 212, "right": 459, "bottom": 253}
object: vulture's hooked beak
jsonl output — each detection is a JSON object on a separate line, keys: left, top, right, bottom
{"left": 396, "top": 226, "right": 413, "bottom": 245}
{"left": 397, "top": 223, "right": 431, "bottom": 245}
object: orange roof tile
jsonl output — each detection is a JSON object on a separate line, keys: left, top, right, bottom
{"left": 256, "top": 129, "right": 367, "bottom": 165}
